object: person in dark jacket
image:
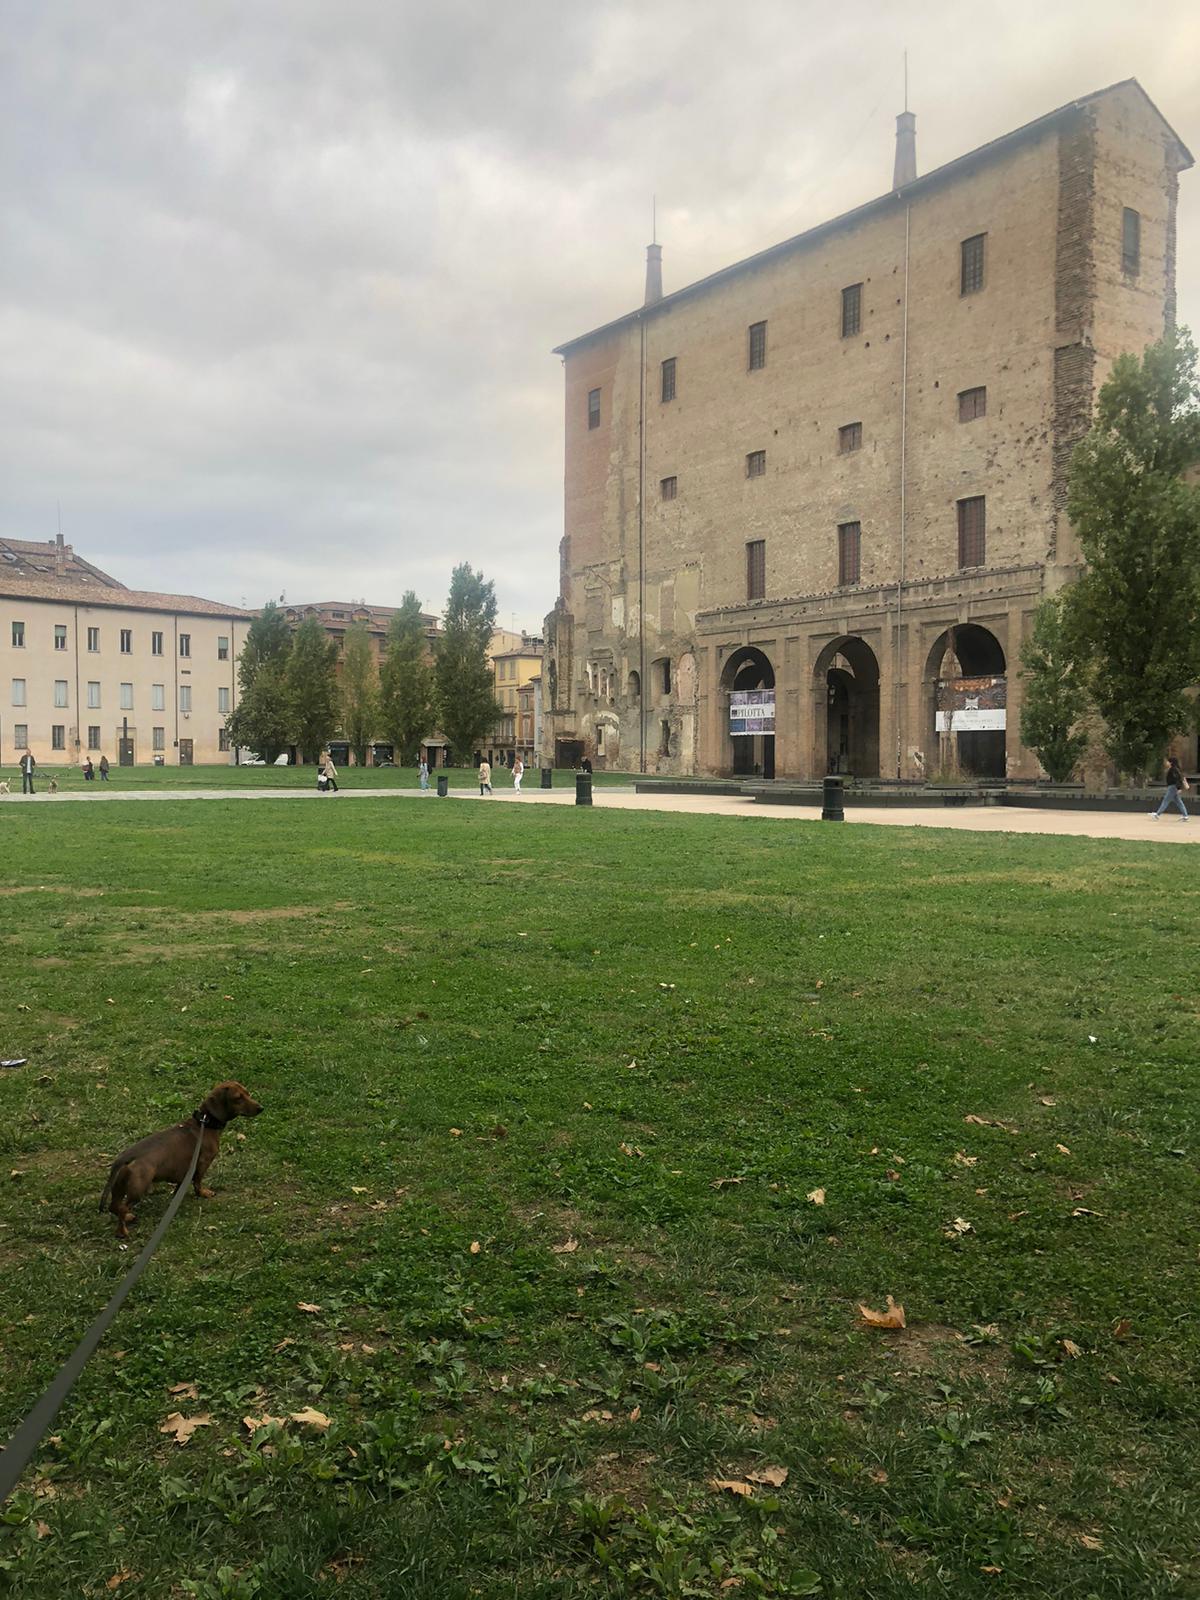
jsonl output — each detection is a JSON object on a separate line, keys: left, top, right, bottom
{"left": 99, "top": 754, "right": 110, "bottom": 780}
{"left": 1150, "top": 755, "right": 1189, "bottom": 820}
{"left": 19, "top": 749, "right": 36, "bottom": 794}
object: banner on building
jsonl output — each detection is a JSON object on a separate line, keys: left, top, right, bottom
{"left": 729, "top": 688, "right": 776, "bottom": 736}
{"left": 935, "top": 675, "right": 1007, "bottom": 733}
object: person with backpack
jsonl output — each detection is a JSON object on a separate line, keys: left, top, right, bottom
{"left": 1150, "top": 754, "right": 1189, "bottom": 821}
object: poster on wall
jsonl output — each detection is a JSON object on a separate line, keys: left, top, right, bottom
{"left": 729, "top": 689, "right": 776, "bottom": 736}
{"left": 935, "top": 675, "right": 1006, "bottom": 733}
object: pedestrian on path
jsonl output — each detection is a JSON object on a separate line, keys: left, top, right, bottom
{"left": 19, "top": 750, "right": 36, "bottom": 794}
{"left": 512, "top": 756, "right": 524, "bottom": 794}
{"left": 82, "top": 757, "right": 94, "bottom": 781}
{"left": 419, "top": 758, "right": 429, "bottom": 792}
{"left": 320, "top": 752, "right": 340, "bottom": 793}
{"left": 1150, "top": 755, "right": 1189, "bottom": 821}
{"left": 99, "top": 755, "right": 109, "bottom": 781}
{"left": 479, "top": 759, "right": 492, "bottom": 795}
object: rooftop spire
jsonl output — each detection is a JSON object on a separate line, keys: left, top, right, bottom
{"left": 893, "top": 110, "right": 917, "bottom": 189}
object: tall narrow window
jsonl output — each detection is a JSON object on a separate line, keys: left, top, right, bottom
{"left": 661, "top": 357, "right": 676, "bottom": 402}
{"left": 746, "top": 539, "right": 766, "bottom": 601}
{"left": 661, "top": 475, "right": 677, "bottom": 500}
{"left": 659, "top": 719, "right": 671, "bottom": 755}
{"left": 153, "top": 727, "right": 165, "bottom": 752}
{"left": 960, "top": 234, "right": 986, "bottom": 295}
{"left": 87, "top": 626, "right": 100, "bottom": 652}
{"left": 120, "top": 683, "right": 133, "bottom": 710}
{"left": 217, "top": 635, "right": 229, "bottom": 660}
{"left": 54, "top": 680, "right": 69, "bottom": 708}
{"left": 10, "top": 621, "right": 23, "bottom": 648}
{"left": 218, "top": 687, "right": 230, "bottom": 714}
{"left": 957, "top": 496, "right": 986, "bottom": 567}
{"left": 841, "top": 283, "right": 862, "bottom": 337}
{"left": 587, "top": 388, "right": 601, "bottom": 430}
{"left": 219, "top": 728, "right": 231, "bottom": 752}
{"left": 120, "top": 628, "right": 133, "bottom": 654}
{"left": 152, "top": 631, "right": 163, "bottom": 656}
{"left": 748, "top": 321, "right": 767, "bottom": 370}
{"left": 52, "top": 726, "right": 65, "bottom": 751}
{"left": 88, "top": 726, "right": 101, "bottom": 750}
{"left": 838, "top": 522, "right": 861, "bottom": 586}
{"left": 54, "top": 624, "right": 67, "bottom": 651}
{"left": 11, "top": 679, "right": 26, "bottom": 706}
{"left": 152, "top": 683, "right": 165, "bottom": 712}
{"left": 180, "top": 685, "right": 192, "bottom": 712}
{"left": 838, "top": 422, "right": 863, "bottom": 454}
{"left": 87, "top": 681, "right": 101, "bottom": 708}
{"left": 1122, "top": 207, "right": 1140, "bottom": 276}
{"left": 13, "top": 724, "right": 28, "bottom": 748}
{"left": 746, "top": 449, "right": 766, "bottom": 478}
{"left": 179, "top": 633, "right": 191, "bottom": 658}
{"left": 958, "top": 386, "right": 987, "bottom": 422}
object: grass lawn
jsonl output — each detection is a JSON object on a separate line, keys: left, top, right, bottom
{"left": 0, "top": 798, "right": 1197, "bottom": 1598}
{"left": 3, "top": 764, "right": 632, "bottom": 794}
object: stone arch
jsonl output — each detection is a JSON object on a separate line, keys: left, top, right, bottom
{"left": 812, "top": 636, "right": 880, "bottom": 777}
{"left": 720, "top": 646, "right": 775, "bottom": 779}
{"left": 924, "top": 623, "right": 1007, "bottom": 778}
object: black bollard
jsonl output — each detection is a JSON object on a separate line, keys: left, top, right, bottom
{"left": 436, "top": 774, "right": 449, "bottom": 798}
{"left": 541, "top": 766, "right": 552, "bottom": 789}
{"left": 575, "top": 771, "right": 593, "bottom": 807}
{"left": 821, "top": 774, "right": 844, "bottom": 821}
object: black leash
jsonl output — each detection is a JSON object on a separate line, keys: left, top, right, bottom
{"left": 0, "top": 1119, "right": 210, "bottom": 1504}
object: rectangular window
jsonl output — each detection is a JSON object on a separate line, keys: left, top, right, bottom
{"left": 88, "top": 726, "right": 101, "bottom": 750}
{"left": 841, "top": 283, "right": 862, "bottom": 337}
{"left": 11, "top": 679, "right": 26, "bottom": 706}
{"left": 10, "top": 621, "right": 23, "bottom": 648}
{"left": 748, "top": 320, "right": 767, "bottom": 370}
{"left": 838, "top": 522, "right": 862, "bottom": 586}
{"left": 218, "top": 687, "right": 230, "bottom": 714}
{"left": 661, "top": 659, "right": 672, "bottom": 695}
{"left": 13, "top": 724, "right": 28, "bottom": 748}
{"left": 120, "top": 683, "right": 133, "bottom": 710}
{"left": 661, "top": 475, "right": 677, "bottom": 500}
{"left": 746, "top": 449, "right": 766, "bottom": 478}
{"left": 54, "top": 624, "right": 67, "bottom": 651}
{"left": 958, "top": 386, "right": 987, "bottom": 422}
{"left": 120, "top": 628, "right": 132, "bottom": 654}
{"left": 957, "top": 496, "right": 986, "bottom": 567}
{"left": 87, "top": 626, "right": 100, "bottom": 652}
{"left": 153, "top": 726, "right": 165, "bottom": 752}
{"left": 661, "top": 357, "right": 676, "bottom": 402}
{"left": 218, "top": 635, "right": 229, "bottom": 661}
{"left": 1122, "top": 207, "right": 1140, "bottom": 275}
{"left": 178, "top": 633, "right": 191, "bottom": 658}
{"left": 152, "top": 631, "right": 163, "bottom": 656}
{"left": 960, "top": 233, "right": 986, "bottom": 295}
{"left": 218, "top": 728, "right": 231, "bottom": 752}
{"left": 87, "top": 681, "right": 101, "bottom": 708}
{"left": 746, "top": 539, "right": 766, "bottom": 601}
{"left": 180, "top": 685, "right": 192, "bottom": 712}
{"left": 152, "top": 683, "right": 165, "bottom": 711}
{"left": 596, "top": 724, "right": 605, "bottom": 754}
{"left": 54, "top": 680, "right": 68, "bottom": 708}
{"left": 52, "top": 725, "right": 65, "bottom": 751}
{"left": 587, "top": 388, "right": 601, "bottom": 430}
{"left": 659, "top": 719, "right": 671, "bottom": 755}
{"left": 838, "top": 422, "right": 863, "bottom": 454}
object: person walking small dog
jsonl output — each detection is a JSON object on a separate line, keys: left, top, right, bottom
{"left": 19, "top": 749, "right": 35, "bottom": 795}
{"left": 1150, "top": 754, "right": 1189, "bottom": 821}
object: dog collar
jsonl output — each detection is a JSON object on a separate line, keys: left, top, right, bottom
{"left": 193, "top": 1108, "right": 227, "bottom": 1131}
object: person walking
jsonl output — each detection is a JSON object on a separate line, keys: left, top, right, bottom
{"left": 478, "top": 759, "right": 492, "bottom": 795}
{"left": 419, "top": 758, "right": 429, "bottom": 792}
{"left": 512, "top": 756, "right": 524, "bottom": 794}
{"left": 19, "top": 749, "right": 36, "bottom": 795}
{"left": 1150, "top": 754, "right": 1189, "bottom": 821}
{"left": 320, "top": 752, "right": 339, "bottom": 792}
{"left": 82, "top": 757, "right": 94, "bottom": 781}
{"left": 99, "top": 754, "right": 109, "bottom": 781}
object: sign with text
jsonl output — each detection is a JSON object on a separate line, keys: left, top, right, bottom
{"left": 729, "top": 689, "right": 776, "bottom": 736}
{"left": 935, "top": 675, "right": 1006, "bottom": 733}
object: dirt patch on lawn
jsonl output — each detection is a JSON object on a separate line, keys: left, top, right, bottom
{"left": 30, "top": 956, "right": 69, "bottom": 968}
{"left": 883, "top": 1323, "right": 1009, "bottom": 1386}
{"left": 0, "top": 886, "right": 107, "bottom": 898}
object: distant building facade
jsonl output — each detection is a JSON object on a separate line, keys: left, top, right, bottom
{"left": 487, "top": 629, "right": 543, "bottom": 765}
{"left": 1, "top": 535, "right": 251, "bottom": 768}
{"left": 543, "top": 80, "right": 1191, "bottom": 780}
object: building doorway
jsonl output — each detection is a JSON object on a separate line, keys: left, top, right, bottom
{"left": 814, "top": 637, "right": 880, "bottom": 777}
{"left": 721, "top": 647, "right": 775, "bottom": 778}
{"left": 555, "top": 737, "right": 584, "bottom": 768}
{"left": 926, "top": 625, "right": 1007, "bottom": 778}
{"left": 178, "top": 739, "right": 193, "bottom": 766}
{"left": 118, "top": 735, "right": 135, "bottom": 767}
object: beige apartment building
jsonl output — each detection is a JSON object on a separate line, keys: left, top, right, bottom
{"left": 543, "top": 80, "right": 1191, "bottom": 780}
{"left": 487, "top": 629, "right": 543, "bottom": 765}
{"left": 1, "top": 536, "right": 252, "bottom": 768}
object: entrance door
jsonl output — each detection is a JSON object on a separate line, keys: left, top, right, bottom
{"left": 118, "top": 737, "right": 135, "bottom": 766}
{"left": 178, "top": 739, "right": 193, "bottom": 766}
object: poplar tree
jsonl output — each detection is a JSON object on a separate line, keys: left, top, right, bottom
{"left": 286, "top": 615, "right": 340, "bottom": 764}
{"left": 339, "top": 623, "right": 379, "bottom": 768}
{"left": 435, "top": 564, "right": 500, "bottom": 764}
{"left": 379, "top": 592, "right": 437, "bottom": 763}
{"left": 1018, "top": 595, "right": 1090, "bottom": 782}
{"left": 225, "top": 600, "right": 294, "bottom": 763}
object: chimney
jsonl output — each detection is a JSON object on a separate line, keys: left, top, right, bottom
{"left": 644, "top": 241, "right": 663, "bottom": 306}
{"left": 55, "top": 531, "right": 66, "bottom": 578}
{"left": 893, "top": 110, "right": 917, "bottom": 190}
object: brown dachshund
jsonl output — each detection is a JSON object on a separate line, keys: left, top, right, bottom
{"left": 98, "top": 1081, "right": 263, "bottom": 1238}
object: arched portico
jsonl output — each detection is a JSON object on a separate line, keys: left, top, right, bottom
{"left": 720, "top": 646, "right": 775, "bottom": 778}
{"left": 812, "top": 637, "right": 880, "bottom": 777}
{"left": 925, "top": 624, "right": 1007, "bottom": 777}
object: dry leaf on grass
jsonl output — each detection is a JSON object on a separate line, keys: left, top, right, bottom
{"left": 106, "top": 1574, "right": 138, "bottom": 1592}
{"left": 159, "top": 1412, "right": 212, "bottom": 1445}
{"left": 945, "top": 1217, "right": 974, "bottom": 1237}
{"left": 1112, "top": 1318, "right": 1132, "bottom": 1340}
{"left": 953, "top": 1152, "right": 978, "bottom": 1168}
{"left": 1061, "top": 1339, "right": 1083, "bottom": 1359}
{"left": 628, "top": 1405, "right": 641, "bottom": 1422}
{"left": 869, "top": 1468, "right": 889, "bottom": 1485}
{"left": 858, "top": 1296, "right": 906, "bottom": 1330}
{"left": 581, "top": 1409, "right": 614, "bottom": 1423}
{"left": 167, "top": 1382, "right": 199, "bottom": 1399}
{"left": 290, "top": 1407, "right": 332, "bottom": 1430}
{"left": 1039, "top": 1096, "right": 1057, "bottom": 1107}
{"left": 350, "top": 1186, "right": 368, "bottom": 1195}
{"left": 296, "top": 1302, "right": 322, "bottom": 1314}
{"left": 34, "top": 1521, "right": 51, "bottom": 1539}
{"left": 273, "top": 1337, "right": 296, "bottom": 1352}
{"left": 1079, "top": 1534, "right": 1103, "bottom": 1551}
{"left": 449, "top": 1128, "right": 463, "bottom": 1137}
{"left": 964, "top": 1114, "right": 1019, "bottom": 1133}
{"left": 551, "top": 1238, "right": 579, "bottom": 1254}
{"left": 806, "top": 1187, "right": 826, "bottom": 1206}
{"left": 242, "top": 1414, "right": 286, "bottom": 1434}
{"left": 711, "top": 1176, "right": 743, "bottom": 1189}
{"left": 709, "top": 1478, "right": 755, "bottom": 1498}
{"left": 1056, "top": 1144, "right": 1071, "bottom": 1156}
{"left": 469, "top": 1240, "right": 481, "bottom": 1255}
{"left": 747, "top": 1464, "right": 788, "bottom": 1487}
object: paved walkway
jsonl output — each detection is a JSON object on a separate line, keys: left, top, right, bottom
{"left": 3, "top": 781, "right": 1195, "bottom": 843}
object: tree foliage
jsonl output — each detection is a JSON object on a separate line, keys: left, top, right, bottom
{"left": 226, "top": 600, "right": 294, "bottom": 763}
{"left": 1019, "top": 595, "right": 1091, "bottom": 782}
{"left": 435, "top": 564, "right": 500, "bottom": 763}
{"left": 339, "top": 623, "right": 379, "bottom": 768}
{"left": 379, "top": 592, "right": 437, "bottom": 763}
{"left": 236, "top": 601, "right": 293, "bottom": 695}
{"left": 286, "top": 615, "right": 340, "bottom": 764}
{"left": 1067, "top": 330, "right": 1200, "bottom": 780}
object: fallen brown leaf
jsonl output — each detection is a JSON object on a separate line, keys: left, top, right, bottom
{"left": 1055, "top": 1144, "right": 1071, "bottom": 1156}
{"left": 1061, "top": 1339, "right": 1083, "bottom": 1359}
{"left": 290, "top": 1407, "right": 332, "bottom": 1430}
{"left": 581, "top": 1408, "right": 614, "bottom": 1423}
{"left": 869, "top": 1468, "right": 889, "bottom": 1485}
{"left": 806, "top": 1187, "right": 826, "bottom": 1206}
{"left": 945, "top": 1217, "right": 974, "bottom": 1237}
{"left": 710, "top": 1175, "right": 743, "bottom": 1189}
{"left": 469, "top": 1240, "right": 481, "bottom": 1255}
{"left": 746, "top": 1464, "right": 788, "bottom": 1487}
{"left": 551, "top": 1237, "right": 579, "bottom": 1254}
{"left": 1039, "top": 1096, "right": 1057, "bottom": 1107}
{"left": 273, "top": 1337, "right": 296, "bottom": 1352}
{"left": 168, "top": 1381, "right": 199, "bottom": 1399}
{"left": 628, "top": 1405, "right": 641, "bottom": 1422}
{"left": 1112, "top": 1318, "right": 1132, "bottom": 1340}
{"left": 449, "top": 1128, "right": 463, "bottom": 1137}
{"left": 858, "top": 1296, "right": 906, "bottom": 1330}
{"left": 34, "top": 1521, "right": 51, "bottom": 1539}
{"left": 710, "top": 1478, "right": 755, "bottom": 1497}
{"left": 158, "top": 1412, "right": 213, "bottom": 1445}
{"left": 106, "top": 1574, "right": 137, "bottom": 1592}
{"left": 297, "top": 1302, "right": 322, "bottom": 1314}
{"left": 1079, "top": 1534, "right": 1103, "bottom": 1551}
{"left": 242, "top": 1414, "right": 286, "bottom": 1434}
{"left": 953, "top": 1151, "right": 979, "bottom": 1168}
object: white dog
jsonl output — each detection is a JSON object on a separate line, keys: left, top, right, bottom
{"left": 0, "top": 781, "right": 9, "bottom": 797}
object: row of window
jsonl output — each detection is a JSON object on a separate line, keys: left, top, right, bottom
{"left": 9, "top": 726, "right": 231, "bottom": 753}
{"left": 7, "top": 621, "right": 226, "bottom": 659}
{"left": 742, "top": 496, "right": 987, "bottom": 601}
{"left": 9, "top": 679, "right": 226, "bottom": 713}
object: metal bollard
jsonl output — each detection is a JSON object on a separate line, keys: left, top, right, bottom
{"left": 541, "top": 766, "right": 552, "bottom": 789}
{"left": 821, "top": 774, "right": 844, "bottom": 821}
{"left": 436, "top": 774, "right": 449, "bottom": 798}
{"left": 575, "top": 771, "right": 593, "bottom": 807}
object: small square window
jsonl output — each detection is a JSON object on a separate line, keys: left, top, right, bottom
{"left": 178, "top": 633, "right": 191, "bottom": 658}
{"left": 746, "top": 450, "right": 766, "bottom": 478}
{"left": 961, "top": 234, "right": 986, "bottom": 296}
{"left": 1122, "top": 207, "right": 1140, "bottom": 276}
{"left": 841, "top": 283, "right": 862, "bottom": 337}
{"left": 218, "top": 635, "right": 229, "bottom": 661}
{"left": 748, "top": 321, "right": 767, "bottom": 371}
{"left": 661, "top": 358, "right": 676, "bottom": 402}
{"left": 87, "top": 627, "right": 99, "bottom": 652}
{"left": 587, "top": 389, "right": 601, "bottom": 430}
{"left": 10, "top": 621, "right": 24, "bottom": 648}
{"left": 152, "top": 631, "right": 163, "bottom": 656}
{"left": 54, "top": 624, "right": 67, "bottom": 651}
{"left": 958, "top": 386, "right": 987, "bottom": 422}
{"left": 54, "top": 680, "right": 68, "bottom": 709}
{"left": 120, "top": 683, "right": 133, "bottom": 710}
{"left": 838, "top": 522, "right": 861, "bottom": 586}
{"left": 661, "top": 475, "right": 677, "bottom": 501}
{"left": 838, "top": 422, "right": 863, "bottom": 454}
{"left": 52, "top": 725, "right": 65, "bottom": 751}
{"left": 957, "top": 496, "right": 986, "bottom": 567}
{"left": 746, "top": 539, "right": 766, "bottom": 601}
{"left": 120, "top": 628, "right": 132, "bottom": 654}
{"left": 87, "top": 726, "right": 101, "bottom": 750}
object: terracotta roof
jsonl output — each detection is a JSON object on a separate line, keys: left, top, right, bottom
{"left": 0, "top": 537, "right": 125, "bottom": 588}
{"left": 553, "top": 78, "right": 1193, "bottom": 357}
{"left": 0, "top": 572, "right": 252, "bottom": 618}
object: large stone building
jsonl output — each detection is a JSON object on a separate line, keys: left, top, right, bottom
{"left": 1, "top": 535, "right": 251, "bottom": 768}
{"left": 543, "top": 80, "right": 1191, "bottom": 780}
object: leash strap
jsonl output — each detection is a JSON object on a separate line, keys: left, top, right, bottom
{"left": 0, "top": 1123, "right": 207, "bottom": 1504}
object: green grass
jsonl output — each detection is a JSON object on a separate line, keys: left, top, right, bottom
{"left": 4, "top": 762, "right": 631, "bottom": 793}
{"left": 0, "top": 800, "right": 1197, "bottom": 1598}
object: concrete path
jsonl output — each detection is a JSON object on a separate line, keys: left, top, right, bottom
{"left": 3, "top": 781, "right": 1195, "bottom": 844}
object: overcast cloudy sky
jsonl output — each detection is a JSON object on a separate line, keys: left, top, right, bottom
{"left": 2, "top": 2, "right": 1197, "bottom": 628}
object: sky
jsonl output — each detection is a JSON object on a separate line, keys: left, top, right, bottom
{"left": 2, "top": 1, "right": 1198, "bottom": 630}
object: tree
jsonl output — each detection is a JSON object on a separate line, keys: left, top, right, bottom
{"left": 286, "top": 615, "right": 340, "bottom": 764}
{"left": 435, "top": 564, "right": 500, "bottom": 763}
{"left": 1019, "top": 594, "right": 1091, "bottom": 782}
{"left": 1067, "top": 329, "right": 1200, "bottom": 780}
{"left": 379, "top": 591, "right": 437, "bottom": 764}
{"left": 339, "top": 623, "right": 379, "bottom": 768}
{"left": 225, "top": 600, "right": 294, "bottom": 762}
